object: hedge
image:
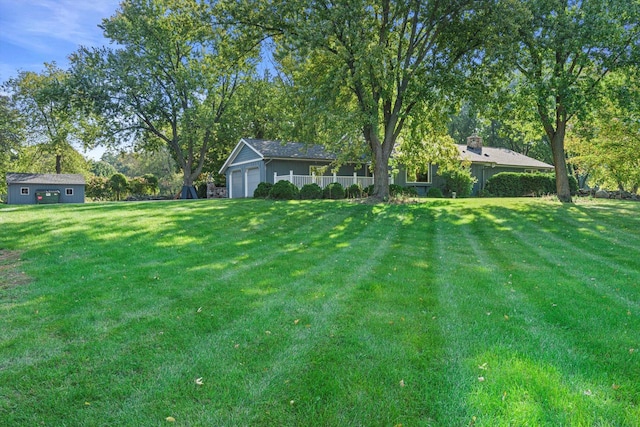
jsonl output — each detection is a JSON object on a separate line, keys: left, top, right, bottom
{"left": 485, "top": 172, "right": 578, "bottom": 197}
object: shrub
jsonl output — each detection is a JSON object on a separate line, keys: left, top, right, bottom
{"left": 300, "top": 183, "right": 323, "bottom": 199}
{"left": 269, "top": 180, "right": 299, "bottom": 200}
{"left": 485, "top": 172, "right": 578, "bottom": 197}
{"left": 440, "top": 168, "right": 475, "bottom": 197}
{"left": 346, "top": 184, "right": 363, "bottom": 199}
{"left": 323, "top": 182, "right": 345, "bottom": 199}
{"left": 426, "top": 187, "right": 443, "bottom": 198}
{"left": 403, "top": 186, "right": 418, "bottom": 197}
{"left": 364, "top": 185, "right": 375, "bottom": 196}
{"left": 389, "top": 184, "right": 405, "bottom": 197}
{"left": 253, "top": 182, "right": 273, "bottom": 198}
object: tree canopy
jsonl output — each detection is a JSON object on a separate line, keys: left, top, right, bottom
{"left": 71, "top": 0, "right": 260, "bottom": 197}
{"left": 229, "top": 0, "right": 506, "bottom": 199}
{"left": 491, "top": 0, "right": 640, "bottom": 202}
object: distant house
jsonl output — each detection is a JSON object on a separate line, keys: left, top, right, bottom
{"left": 395, "top": 135, "right": 555, "bottom": 195}
{"left": 219, "top": 136, "right": 553, "bottom": 198}
{"left": 5, "top": 173, "right": 86, "bottom": 205}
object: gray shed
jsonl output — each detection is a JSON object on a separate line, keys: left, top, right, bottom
{"left": 6, "top": 173, "right": 86, "bottom": 205}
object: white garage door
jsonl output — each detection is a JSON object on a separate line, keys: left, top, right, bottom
{"left": 246, "top": 168, "right": 260, "bottom": 198}
{"left": 231, "top": 170, "right": 243, "bottom": 198}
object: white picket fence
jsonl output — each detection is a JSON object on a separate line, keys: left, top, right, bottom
{"left": 274, "top": 171, "right": 374, "bottom": 189}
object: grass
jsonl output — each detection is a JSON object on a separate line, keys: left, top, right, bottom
{"left": 0, "top": 197, "right": 639, "bottom": 426}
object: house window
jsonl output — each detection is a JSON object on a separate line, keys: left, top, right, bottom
{"left": 20, "top": 187, "right": 29, "bottom": 195}
{"left": 65, "top": 188, "right": 74, "bottom": 196}
{"left": 406, "top": 165, "right": 432, "bottom": 184}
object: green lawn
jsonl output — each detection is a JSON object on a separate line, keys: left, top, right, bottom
{"left": 1, "top": 198, "right": 639, "bottom": 426}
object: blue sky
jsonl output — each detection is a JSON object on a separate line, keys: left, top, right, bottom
{"left": 0, "top": 0, "right": 121, "bottom": 82}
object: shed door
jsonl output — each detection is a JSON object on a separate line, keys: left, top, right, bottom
{"left": 246, "top": 168, "right": 260, "bottom": 198}
{"left": 231, "top": 170, "right": 243, "bottom": 198}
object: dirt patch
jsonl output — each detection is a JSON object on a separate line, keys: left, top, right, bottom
{"left": 0, "top": 250, "right": 32, "bottom": 290}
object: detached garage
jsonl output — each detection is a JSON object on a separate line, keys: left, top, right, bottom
{"left": 6, "top": 173, "right": 86, "bottom": 205}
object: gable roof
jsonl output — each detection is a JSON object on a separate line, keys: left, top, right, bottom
{"left": 219, "top": 138, "right": 337, "bottom": 174}
{"left": 219, "top": 138, "right": 554, "bottom": 174}
{"left": 457, "top": 145, "right": 553, "bottom": 170}
{"left": 6, "top": 173, "right": 86, "bottom": 185}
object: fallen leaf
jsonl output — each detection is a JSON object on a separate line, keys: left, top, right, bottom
{"left": 197, "top": 307, "right": 202, "bottom": 313}
{"left": 195, "top": 377, "right": 204, "bottom": 385}
{"left": 478, "top": 363, "right": 488, "bottom": 370}
{"left": 503, "top": 315, "right": 509, "bottom": 320}
{"left": 234, "top": 343, "right": 240, "bottom": 348}
{"left": 584, "top": 389, "right": 593, "bottom": 396}
{"left": 289, "top": 400, "right": 295, "bottom": 405}
{"left": 502, "top": 391, "right": 507, "bottom": 401}
{"left": 166, "top": 416, "right": 176, "bottom": 422}
{"left": 612, "top": 384, "right": 620, "bottom": 390}
{"left": 294, "top": 319, "right": 300, "bottom": 325}
{"left": 265, "top": 330, "right": 271, "bottom": 335}
{"left": 630, "top": 348, "right": 636, "bottom": 354}
{"left": 478, "top": 376, "right": 485, "bottom": 382}
{"left": 399, "top": 379, "right": 405, "bottom": 387}
{"left": 84, "top": 402, "right": 91, "bottom": 406}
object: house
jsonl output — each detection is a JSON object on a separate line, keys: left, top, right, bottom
{"left": 395, "top": 135, "right": 555, "bottom": 195}
{"left": 219, "top": 136, "right": 554, "bottom": 198}
{"left": 219, "top": 138, "right": 372, "bottom": 198}
{"left": 5, "top": 173, "right": 86, "bottom": 205}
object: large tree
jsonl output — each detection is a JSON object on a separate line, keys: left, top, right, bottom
{"left": 72, "top": 0, "right": 259, "bottom": 198}
{"left": 231, "top": 0, "right": 504, "bottom": 199}
{"left": 567, "top": 71, "right": 640, "bottom": 192}
{"left": 3, "top": 63, "right": 78, "bottom": 174}
{"left": 495, "top": 0, "right": 640, "bottom": 202}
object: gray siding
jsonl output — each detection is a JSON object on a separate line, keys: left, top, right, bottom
{"left": 7, "top": 184, "right": 85, "bottom": 205}
{"left": 265, "top": 160, "right": 369, "bottom": 181}
{"left": 233, "top": 145, "right": 262, "bottom": 164}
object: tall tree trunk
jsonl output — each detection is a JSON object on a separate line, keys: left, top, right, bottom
{"left": 550, "top": 123, "right": 572, "bottom": 203}
{"left": 55, "top": 154, "right": 62, "bottom": 174}
{"left": 366, "top": 126, "right": 393, "bottom": 200}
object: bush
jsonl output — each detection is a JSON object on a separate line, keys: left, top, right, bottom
{"left": 300, "top": 183, "right": 323, "bottom": 199}
{"left": 269, "top": 180, "right": 299, "bottom": 200}
{"left": 389, "top": 184, "right": 405, "bottom": 197}
{"left": 364, "top": 185, "right": 375, "bottom": 196}
{"left": 426, "top": 187, "right": 443, "bottom": 198}
{"left": 323, "top": 182, "right": 345, "bottom": 199}
{"left": 346, "top": 184, "right": 363, "bottom": 199}
{"left": 485, "top": 172, "right": 578, "bottom": 197}
{"left": 440, "top": 168, "right": 475, "bottom": 197}
{"left": 253, "top": 182, "right": 273, "bottom": 198}
{"left": 403, "top": 186, "right": 418, "bottom": 197}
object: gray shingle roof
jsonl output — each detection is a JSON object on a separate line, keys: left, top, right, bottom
{"left": 457, "top": 145, "right": 553, "bottom": 169}
{"left": 244, "top": 139, "right": 337, "bottom": 160}
{"left": 6, "top": 173, "right": 86, "bottom": 185}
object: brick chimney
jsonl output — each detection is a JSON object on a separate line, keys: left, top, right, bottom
{"left": 466, "top": 134, "right": 483, "bottom": 152}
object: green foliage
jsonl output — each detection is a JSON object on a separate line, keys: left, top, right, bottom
{"left": 70, "top": 0, "right": 260, "bottom": 195}
{"left": 86, "top": 176, "right": 111, "bottom": 201}
{"left": 426, "top": 187, "right": 444, "bottom": 198}
{"left": 345, "top": 183, "right": 363, "bottom": 199}
{"left": 253, "top": 182, "right": 273, "bottom": 198}
{"left": 269, "top": 180, "right": 299, "bottom": 200}
{"left": 109, "top": 173, "right": 128, "bottom": 201}
{"left": 239, "top": 0, "right": 501, "bottom": 200}
{"left": 323, "top": 182, "right": 345, "bottom": 199}
{"left": 440, "top": 168, "right": 476, "bottom": 197}
{"left": 388, "top": 184, "right": 405, "bottom": 198}
{"left": 300, "top": 183, "right": 323, "bottom": 199}
{"left": 486, "top": 172, "right": 578, "bottom": 197}
{"left": 90, "top": 160, "right": 117, "bottom": 177}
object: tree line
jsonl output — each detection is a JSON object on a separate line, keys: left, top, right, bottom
{"left": 2, "top": 0, "right": 639, "bottom": 202}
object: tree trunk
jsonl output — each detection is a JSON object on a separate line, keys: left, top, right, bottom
{"left": 55, "top": 154, "right": 62, "bottom": 174}
{"left": 366, "top": 126, "right": 394, "bottom": 200}
{"left": 550, "top": 124, "right": 572, "bottom": 203}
